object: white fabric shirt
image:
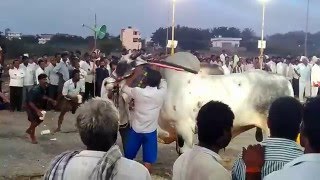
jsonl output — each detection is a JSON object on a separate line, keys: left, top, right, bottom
{"left": 35, "top": 67, "right": 45, "bottom": 84}
{"left": 122, "top": 80, "right": 167, "bottom": 133}
{"left": 172, "top": 145, "right": 231, "bottom": 180}
{"left": 80, "top": 60, "right": 94, "bottom": 83}
{"left": 276, "top": 62, "right": 287, "bottom": 76}
{"left": 9, "top": 67, "right": 25, "bottom": 87}
{"left": 20, "top": 63, "right": 35, "bottom": 86}
{"left": 62, "top": 79, "right": 85, "bottom": 97}
{"left": 267, "top": 61, "right": 276, "bottom": 73}
{"left": 222, "top": 65, "right": 231, "bottom": 75}
{"left": 311, "top": 64, "right": 320, "bottom": 86}
{"left": 63, "top": 150, "right": 151, "bottom": 180}
{"left": 53, "top": 60, "right": 69, "bottom": 81}
{"left": 45, "top": 63, "right": 59, "bottom": 86}
{"left": 287, "top": 63, "right": 295, "bottom": 80}
{"left": 220, "top": 54, "right": 227, "bottom": 65}
{"left": 295, "top": 63, "right": 311, "bottom": 81}
{"left": 292, "top": 65, "right": 300, "bottom": 79}
{"left": 264, "top": 154, "right": 320, "bottom": 180}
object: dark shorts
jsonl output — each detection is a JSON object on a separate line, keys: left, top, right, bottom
{"left": 57, "top": 97, "right": 79, "bottom": 112}
{"left": 26, "top": 106, "right": 42, "bottom": 124}
{"left": 124, "top": 128, "right": 158, "bottom": 163}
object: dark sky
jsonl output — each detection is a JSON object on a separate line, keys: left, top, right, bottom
{"left": 1, "top": 0, "right": 319, "bottom": 38}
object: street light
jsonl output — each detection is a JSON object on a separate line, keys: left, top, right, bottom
{"left": 304, "top": 0, "right": 310, "bottom": 56}
{"left": 258, "top": 0, "right": 268, "bottom": 69}
{"left": 171, "top": 0, "right": 176, "bottom": 55}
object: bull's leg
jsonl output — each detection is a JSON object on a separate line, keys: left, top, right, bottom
{"left": 157, "top": 117, "right": 177, "bottom": 144}
{"left": 175, "top": 120, "right": 195, "bottom": 154}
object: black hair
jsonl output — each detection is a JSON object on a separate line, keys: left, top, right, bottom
{"left": 146, "top": 69, "right": 162, "bottom": 87}
{"left": 197, "top": 101, "right": 234, "bottom": 146}
{"left": 61, "top": 52, "right": 69, "bottom": 58}
{"left": 72, "top": 69, "right": 80, "bottom": 78}
{"left": 38, "top": 73, "right": 47, "bottom": 81}
{"left": 22, "top": 56, "right": 28, "bottom": 61}
{"left": 54, "top": 53, "right": 61, "bottom": 58}
{"left": 38, "top": 59, "right": 45, "bottom": 65}
{"left": 76, "top": 50, "right": 81, "bottom": 55}
{"left": 13, "top": 59, "right": 20, "bottom": 64}
{"left": 268, "top": 97, "right": 303, "bottom": 140}
{"left": 84, "top": 52, "right": 90, "bottom": 58}
{"left": 303, "top": 97, "right": 320, "bottom": 151}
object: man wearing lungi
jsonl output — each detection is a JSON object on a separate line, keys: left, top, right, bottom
{"left": 54, "top": 69, "right": 84, "bottom": 132}
{"left": 25, "top": 74, "right": 56, "bottom": 144}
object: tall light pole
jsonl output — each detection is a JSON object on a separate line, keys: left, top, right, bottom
{"left": 304, "top": 0, "right": 310, "bottom": 56}
{"left": 259, "top": 0, "right": 267, "bottom": 70}
{"left": 171, "top": 0, "right": 176, "bottom": 55}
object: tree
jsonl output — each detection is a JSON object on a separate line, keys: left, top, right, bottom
{"left": 241, "top": 28, "right": 255, "bottom": 40}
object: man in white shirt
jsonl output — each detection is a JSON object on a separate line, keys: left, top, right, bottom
{"left": 45, "top": 57, "right": 60, "bottom": 109}
{"left": 53, "top": 52, "right": 70, "bottom": 93}
{"left": 264, "top": 97, "right": 320, "bottom": 180}
{"left": 172, "top": 101, "right": 234, "bottom": 180}
{"left": 55, "top": 69, "right": 85, "bottom": 132}
{"left": 20, "top": 56, "right": 35, "bottom": 107}
{"left": 294, "top": 57, "right": 311, "bottom": 102}
{"left": 220, "top": 50, "right": 227, "bottom": 66}
{"left": 276, "top": 59, "right": 288, "bottom": 76}
{"left": 44, "top": 98, "right": 151, "bottom": 180}
{"left": 222, "top": 58, "right": 232, "bottom": 75}
{"left": 9, "top": 59, "right": 25, "bottom": 111}
{"left": 311, "top": 58, "right": 320, "bottom": 97}
{"left": 35, "top": 59, "right": 46, "bottom": 84}
{"left": 80, "top": 52, "right": 95, "bottom": 100}
{"left": 266, "top": 58, "right": 276, "bottom": 73}
{"left": 123, "top": 68, "right": 167, "bottom": 172}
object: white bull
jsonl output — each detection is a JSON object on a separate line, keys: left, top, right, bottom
{"left": 107, "top": 52, "right": 294, "bottom": 153}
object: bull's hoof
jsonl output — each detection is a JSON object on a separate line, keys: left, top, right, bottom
{"left": 255, "top": 128, "right": 263, "bottom": 142}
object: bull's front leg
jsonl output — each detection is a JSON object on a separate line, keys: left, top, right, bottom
{"left": 175, "top": 119, "right": 196, "bottom": 154}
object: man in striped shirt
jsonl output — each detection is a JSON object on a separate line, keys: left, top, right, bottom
{"left": 232, "top": 97, "right": 304, "bottom": 180}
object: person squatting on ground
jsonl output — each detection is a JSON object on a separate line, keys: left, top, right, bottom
{"left": 44, "top": 98, "right": 151, "bottom": 180}
{"left": 55, "top": 69, "right": 84, "bottom": 133}
{"left": 25, "top": 74, "right": 56, "bottom": 144}
{"left": 122, "top": 68, "right": 167, "bottom": 172}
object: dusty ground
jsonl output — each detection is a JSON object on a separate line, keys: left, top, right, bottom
{"left": 0, "top": 110, "right": 257, "bottom": 180}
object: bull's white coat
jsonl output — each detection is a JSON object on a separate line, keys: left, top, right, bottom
{"left": 106, "top": 52, "right": 294, "bottom": 153}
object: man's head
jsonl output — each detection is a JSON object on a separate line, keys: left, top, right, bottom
{"left": 75, "top": 50, "right": 81, "bottom": 58}
{"left": 38, "top": 59, "right": 46, "bottom": 70}
{"left": 300, "top": 97, "right": 320, "bottom": 153}
{"left": 38, "top": 73, "right": 48, "bottom": 88}
{"left": 302, "top": 57, "right": 309, "bottom": 66}
{"left": 61, "top": 52, "right": 69, "bottom": 62}
{"left": 51, "top": 57, "right": 57, "bottom": 66}
{"left": 197, "top": 101, "right": 234, "bottom": 150}
{"left": 84, "top": 52, "right": 90, "bottom": 61}
{"left": 146, "top": 69, "right": 162, "bottom": 87}
{"left": 22, "top": 56, "right": 29, "bottom": 66}
{"left": 13, "top": 59, "right": 20, "bottom": 68}
{"left": 72, "top": 69, "right": 80, "bottom": 82}
{"left": 222, "top": 50, "right": 226, "bottom": 54}
{"left": 76, "top": 98, "right": 119, "bottom": 151}
{"left": 91, "top": 51, "right": 97, "bottom": 59}
{"left": 268, "top": 97, "right": 303, "bottom": 141}
{"left": 99, "top": 58, "right": 106, "bottom": 67}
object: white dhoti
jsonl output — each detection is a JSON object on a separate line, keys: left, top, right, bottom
{"left": 299, "top": 80, "right": 311, "bottom": 102}
{"left": 311, "top": 86, "right": 319, "bottom": 97}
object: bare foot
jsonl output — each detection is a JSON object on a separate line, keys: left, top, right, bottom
{"left": 54, "top": 128, "right": 61, "bottom": 133}
{"left": 31, "top": 138, "right": 38, "bottom": 144}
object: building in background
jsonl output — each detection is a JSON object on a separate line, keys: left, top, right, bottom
{"left": 38, "top": 34, "right": 54, "bottom": 44}
{"left": 120, "top": 26, "right": 142, "bottom": 50}
{"left": 5, "top": 28, "right": 22, "bottom": 40}
{"left": 211, "top": 37, "right": 242, "bottom": 49}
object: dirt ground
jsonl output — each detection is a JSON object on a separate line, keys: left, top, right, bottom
{"left": 0, "top": 109, "right": 257, "bottom": 180}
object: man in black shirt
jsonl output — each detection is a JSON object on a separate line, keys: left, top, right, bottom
{"left": 26, "top": 74, "right": 56, "bottom": 144}
{"left": 95, "top": 58, "right": 109, "bottom": 97}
